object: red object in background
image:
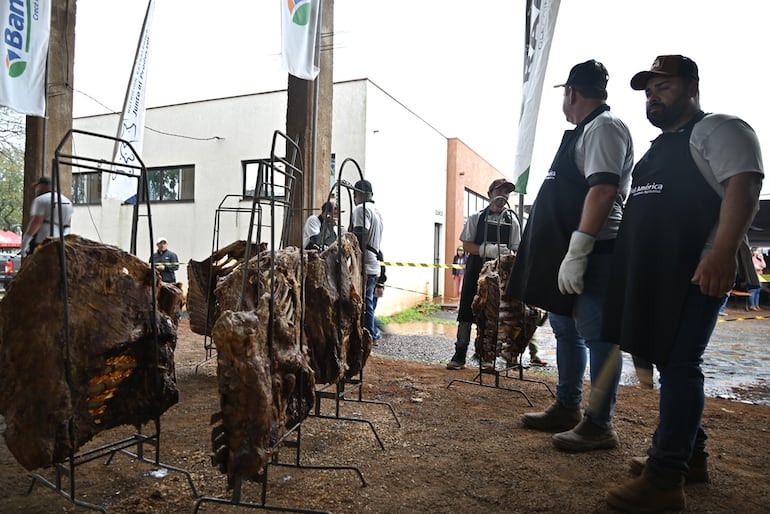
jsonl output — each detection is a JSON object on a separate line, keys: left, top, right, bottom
{"left": 0, "top": 230, "right": 21, "bottom": 248}
{"left": 5, "top": 260, "right": 12, "bottom": 274}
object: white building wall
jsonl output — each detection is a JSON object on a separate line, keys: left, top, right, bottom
{"left": 72, "top": 80, "right": 448, "bottom": 315}
{"left": 343, "top": 81, "right": 448, "bottom": 315}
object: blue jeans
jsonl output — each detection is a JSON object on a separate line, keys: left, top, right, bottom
{"left": 363, "top": 274, "right": 378, "bottom": 339}
{"left": 549, "top": 252, "right": 622, "bottom": 429}
{"left": 749, "top": 286, "right": 761, "bottom": 308}
{"left": 646, "top": 285, "right": 721, "bottom": 483}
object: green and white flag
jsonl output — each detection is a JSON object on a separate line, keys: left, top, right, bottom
{"left": 513, "top": 0, "right": 560, "bottom": 195}
{"left": 0, "top": 0, "right": 51, "bottom": 116}
{"left": 281, "top": 0, "right": 320, "bottom": 80}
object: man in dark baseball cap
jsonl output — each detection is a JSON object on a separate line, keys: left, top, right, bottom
{"left": 555, "top": 59, "right": 609, "bottom": 96}
{"left": 488, "top": 178, "right": 515, "bottom": 195}
{"left": 630, "top": 55, "right": 699, "bottom": 90}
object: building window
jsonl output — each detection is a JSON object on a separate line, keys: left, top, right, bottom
{"left": 139, "top": 165, "right": 195, "bottom": 202}
{"left": 464, "top": 187, "right": 489, "bottom": 222}
{"left": 72, "top": 172, "right": 102, "bottom": 205}
{"left": 243, "top": 159, "right": 288, "bottom": 200}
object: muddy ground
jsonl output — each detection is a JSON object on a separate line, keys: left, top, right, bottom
{"left": 1, "top": 319, "right": 769, "bottom": 513}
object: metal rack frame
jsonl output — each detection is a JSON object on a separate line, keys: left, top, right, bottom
{"left": 194, "top": 132, "right": 366, "bottom": 513}
{"left": 25, "top": 129, "right": 197, "bottom": 512}
{"left": 307, "top": 159, "right": 400, "bottom": 450}
{"left": 447, "top": 203, "right": 554, "bottom": 403}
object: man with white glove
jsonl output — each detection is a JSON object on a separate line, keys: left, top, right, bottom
{"left": 507, "top": 59, "right": 634, "bottom": 452}
{"left": 446, "top": 178, "right": 523, "bottom": 370}
{"left": 558, "top": 230, "right": 596, "bottom": 294}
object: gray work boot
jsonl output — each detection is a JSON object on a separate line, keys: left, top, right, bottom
{"left": 552, "top": 415, "right": 619, "bottom": 452}
{"left": 521, "top": 400, "right": 582, "bottom": 431}
{"left": 446, "top": 321, "right": 472, "bottom": 370}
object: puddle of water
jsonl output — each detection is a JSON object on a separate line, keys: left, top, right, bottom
{"left": 383, "top": 312, "right": 770, "bottom": 405}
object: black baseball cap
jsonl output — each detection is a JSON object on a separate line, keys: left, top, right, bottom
{"left": 630, "top": 55, "right": 699, "bottom": 90}
{"left": 555, "top": 59, "right": 609, "bottom": 90}
{"left": 354, "top": 180, "right": 373, "bottom": 194}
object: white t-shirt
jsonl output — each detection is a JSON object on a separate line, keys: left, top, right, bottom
{"left": 30, "top": 192, "right": 73, "bottom": 238}
{"left": 302, "top": 215, "right": 321, "bottom": 249}
{"left": 352, "top": 201, "right": 384, "bottom": 276}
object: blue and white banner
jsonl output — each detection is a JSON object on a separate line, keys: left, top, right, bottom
{"left": 103, "top": 0, "right": 155, "bottom": 203}
{"left": 513, "top": 0, "right": 560, "bottom": 195}
{"left": 0, "top": 0, "right": 51, "bottom": 116}
{"left": 280, "top": 0, "right": 320, "bottom": 80}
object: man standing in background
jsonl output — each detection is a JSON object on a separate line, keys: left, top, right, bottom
{"left": 150, "top": 237, "right": 180, "bottom": 283}
{"left": 351, "top": 180, "right": 384, "bottom": 341}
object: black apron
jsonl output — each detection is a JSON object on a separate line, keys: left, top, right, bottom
{"left": 506, "top": 105, "right": 609, "bottom": 315}
{"left": 602, "top": 112, "right": 721, "bottom": 365}
{"left": 457, "top": 208, "right": 513, "bottom": 322}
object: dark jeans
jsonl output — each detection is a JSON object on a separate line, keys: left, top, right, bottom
{"left": 646, "top": 284, "right": 721, "bottom": 483}
{"left": 363, "top": 274, "right": 377, "bottom": 339}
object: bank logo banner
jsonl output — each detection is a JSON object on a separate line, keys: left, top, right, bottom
{"left": 0, "top": 0, "right": 51, "bottom": 116}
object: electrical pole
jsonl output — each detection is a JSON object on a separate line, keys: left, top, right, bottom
{"left": 22, "top": 0, "right": 76, "bottom": 232}
{"left": 286, "top": 0, "right": 333, "bottom": 248}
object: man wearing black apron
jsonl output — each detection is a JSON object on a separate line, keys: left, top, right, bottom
{"left": 446, "top": 178, "right": 521, "bottom": 369}
{"left": 506, "top": 60, "right": 634, "bottom": 452}
{"left": 605, "top": 56, "right": 764, "bottom": 512}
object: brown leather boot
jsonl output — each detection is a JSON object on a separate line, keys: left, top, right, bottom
{"left": 607, "top": 475, "right": 685, "bottom": 513}
{"left": 521, "top": 400, "right": 581, "bottom": 431}
{"left": 629, "top": 454, "right": 710, "bottom": 484}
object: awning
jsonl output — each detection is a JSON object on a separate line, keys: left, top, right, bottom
{"left": 0, "top": 230, "right": 21, "bottom": 248}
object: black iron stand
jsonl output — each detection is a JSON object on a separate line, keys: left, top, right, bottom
{"left": 193, "top": 422, "right": 365, "bottom": 514}
{"left": 27, "top": 422, "right": 198, "bottom": 513}
{"left": 23, "top": 130, "right": 199, "bottom": 512}
{"left": 312, "top": 369, "right": 401, "bottom": 450}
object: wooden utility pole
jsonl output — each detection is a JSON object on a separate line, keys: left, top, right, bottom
{"left": 286, "top": 0, "right": 334, "bottom": 248}
{"left": 22, "top": 1, "right": 76, "bottom": 231}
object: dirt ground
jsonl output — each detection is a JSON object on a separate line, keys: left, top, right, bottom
{"left": 1, "top": 319, "right": 769, "bottom": 513}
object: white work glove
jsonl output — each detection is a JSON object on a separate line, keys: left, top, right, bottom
{"left": 479, "top": 243, "right": 511, "bottom": 259}
{"left": 558, "top": 231, "right": 596, "bottom": 295}
{"left": 20, "top": 234, "right": 31, "bottom": 257}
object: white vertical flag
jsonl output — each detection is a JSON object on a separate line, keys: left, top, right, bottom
{"left": 513, "top": 0, "right": 560, "bottom": 195}
{"left": 103, "top": 0, "right": 155, "bottom": 202}
{"left": 0, "top": 0, "right": 51, "bottom": 116}
{"left": 280, "top": 0, "right": 320, "bottom": 80}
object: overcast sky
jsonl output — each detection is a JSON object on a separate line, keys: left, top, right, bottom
{"left": 73, "top": 0, "right": 770, "bottom": 198}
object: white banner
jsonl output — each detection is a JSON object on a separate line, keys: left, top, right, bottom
{"left": 513, "top": 0, "right": 560, "bottom": 195}
{"left": 103, "top": 0, "right": 155, "bottom": 202}
{"left": 280, "top": 0, "right": 320, "bottom": 80}
{"left": 0, "top": 0, "right": 51, "bottom": 116}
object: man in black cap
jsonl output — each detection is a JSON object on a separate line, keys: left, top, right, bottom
{"left": 604, "top": 55, "right": 763, "bottom": 512}
{"left": 446, "top": 178, "right": 524, "bottom": 369}
{"left": 507, "top": 60, "right": 634, "bottom": 452}
{"left": 351, "top": 180, "right": 384, "bottom": 341}
{"left": 302, "top": 199, "right": 338, "bottom": 250}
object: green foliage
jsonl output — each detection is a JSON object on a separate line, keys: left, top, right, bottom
{"left": 378, "top": 301, "right": 448, "bottom": 324}
{"left": 0, "top": 149, "right": 24, "bottom": 231}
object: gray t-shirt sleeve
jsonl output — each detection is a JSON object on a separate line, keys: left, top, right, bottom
{"left": 691, "top": 114, "right": 765, "bottom": 196}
